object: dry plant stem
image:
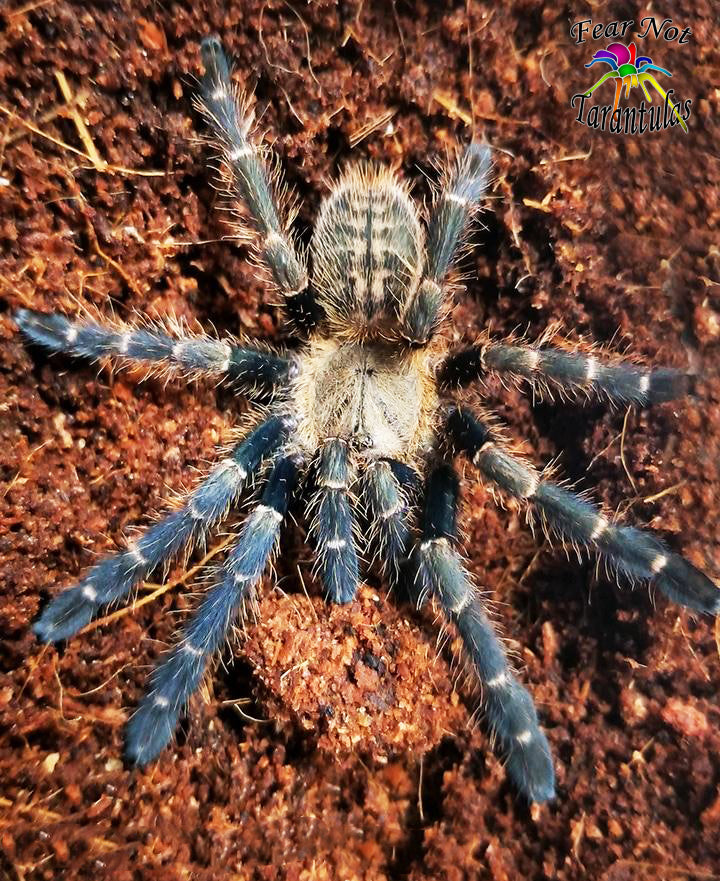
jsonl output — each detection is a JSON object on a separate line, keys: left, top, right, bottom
{"left": 78, "top": 536, "right": 235, "bottom": 636}
{"left": 57, "top": 165, "right": 146, "bottom": 297}
{"left": 0, "top": 103, "right": 165, "bottom": 177}
{"left": 54, "top": 71, "right": 104, "bottom": 171}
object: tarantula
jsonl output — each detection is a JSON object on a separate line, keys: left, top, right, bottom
{"left": 17, "top": 37, "right": 718, "bottom": 804}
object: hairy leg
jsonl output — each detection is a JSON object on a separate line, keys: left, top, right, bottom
{"left": 308, "top": 439, "right": 359, "bottom": 604}
{"left": 362, "top": 459, "right": 418, "bottom": 588}
{"left": 125, "top": 454, "right": 298, "bottom": 765}
{"left": 402, "top": 143, "right": 492, "bottom": 346}
{"left": 440, "top": 336, "right": 689, "bottom": 405}
{"left": 447, "top": 407, "right": 720, "bottom": 613}
{"left": 33, "top": 417, "right": 289, "bottom": 642}
{"left": 15, "top": 309, "right": 292, "bottom": 396}
{"left": 198, "top": 36, "right": 321, "bottom": 333}
{"left": 414, "top": 463, "right": 555, "bottom": 802}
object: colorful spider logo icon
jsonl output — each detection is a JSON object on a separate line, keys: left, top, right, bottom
{"left": 583, "top": 42, "right": 687, "bottom": 132}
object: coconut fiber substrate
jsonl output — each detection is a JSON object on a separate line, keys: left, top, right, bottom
{"left": 1, "top": 1, "right": 719, "bottom": 879}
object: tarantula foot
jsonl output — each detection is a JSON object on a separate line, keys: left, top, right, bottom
{"left": 33, "top": 586, "right": 96, "bottom": 643}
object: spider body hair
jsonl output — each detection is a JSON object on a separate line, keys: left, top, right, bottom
{"left": 196, "top": 34, "right": 318, "bottom": 333}
{"left": 311, "top": 163, "right": 425, "bottom": 341}
{"left": 291, "top": 336, "right": 438, "bottom": 461}
{"left": 125, "top": 454, "right": 298, "bottom": 765}
{"left": 14, "top": 307, "right": 292, "bottom": 394}
{"left": 362, "top": 459, "right": 415, "bottom": 584}
{"left": 32, "top": 417, "right": 288, "bottom": 643}
{"left": 442, "top": 333, "right": 689, "bottom": 405}
{"left": 447, "top": 407, "right": 719, "bottom": 614}
{"left": 402, "top": 143, "right": 492, "bottom": 347}
{"left": 308, "top": 439, "right": 360, "bottom": 604}
{"left": 17, "top": 36, "right": 719, "bottom": 806}
{"left": 415, "top": 463, "right": 555, "bottom": 803}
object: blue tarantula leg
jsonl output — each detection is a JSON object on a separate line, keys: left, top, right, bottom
{"left": 125, "top": 454, "right": 298, "bottom": 765}
{"left": 447, "top": 407, "right": 720, "bottom": 614}
{"left": 362, "top": 460, "right": 418, "bottom": 587}
{"left": 363, "top": 459, "right": 426, "bottom": 606}
{"left": 415, "top": 463, "right": 555, "bottom": 802}
{"left": 402, "top": 143, "right": 492, "bottom": 346}
{"left": 440, "top": 338, "right": 689, "bottom": 405}
{"left": 14, "top": 309, "right": 291, "bottom": 395}
{"left": 32, "top": 417, "right": 289, "bottom": 643}
{"left": 309, "top": 439, "right": 359, "bottom": 604}
{"left": 197, "top": 36, "right": 322, "bottom": 334}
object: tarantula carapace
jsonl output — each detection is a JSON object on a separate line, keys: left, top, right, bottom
{"left": 17, "top": 36, "right": 718, "bottom": 803}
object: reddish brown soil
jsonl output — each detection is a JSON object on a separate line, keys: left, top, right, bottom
{"left": 1, "top": 2, "right": 719, "bottom": 879}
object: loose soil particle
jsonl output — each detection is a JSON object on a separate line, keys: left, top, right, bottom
{"left": 1, "top": 2, "right": 719, "bottom": 880}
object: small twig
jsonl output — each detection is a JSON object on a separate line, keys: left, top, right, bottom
{"left": 587, "top": 428, "right": 623, "bottom": 470}
{"left": 417, "top": 753, "right": 425, "bottom": 823}
{"left": 279, "top": 658, "right": 309, "bottom": 684}
{"left": 2, "top": 439, "right": 52, "bottom": 499}
{"left": 54, "top": 71, "right": 104, "bottom": 171}
{"left": 619, "top": 406, "right": 637, "bottom": 493}
{"left": 222, "top": 697, "right": 272, "bottom": 724}
{"left": 570, "top": 810, "right": 586, "bottom": 866}
{"left": 516, "top": 547, "right": 544, "bottom": 586}
{"left": 282, "top": 0, "right": 320, "bottom": 88}
{"left": 18, "top": 643, "right": 51, "bottom": 701}
{"left": 432, "top": 91, "right": 472, "bottom": 127}
{"left": 629, "top": 736, "right": 654, "bottom": 768}
{"left": 57, "top": 165, "right": 145, "bottom": 298}
{"left": 0, "top": 103, "right": 166, "bottom": 177}
{"left": 259, "top": 2, "right": 295, "bottom": 76}
{"left": 278, "top": 84, "right": 305, "bottom": 127}
{"left": 78, "top": 535, "right": 235, "bottom": 636}
{"left": 73, "top": 663, "right": 133, "bottom": 696}
{"left": 340, "top": 25, "right": 393, "bottom": 67}
{"left": 4, "top": 92, "right": 85, "bottom": 147}
{"left": 391, "top": 0, "right": 406, "bottom": 57}
{"left": 349, "top": 108, "right": 396, "bottom": 148}
{"left": 0, "top": 102, "right": 87, "bottom": 157}
{"left": 7, "top": 0, "right": 56, "bottom": 16}
{"left": 539, "top": 44, "right": 558, "bottom": 89}
{"left": 539, "top": 146, "right": 593, "bottom": 166}
{"left": 0, "top": 797, "right": 120, "bottom": 853}
{"left": 642, "top": 480, "right": 687, "bottom": 504}
{"left": 678, "top": 617, "right": 712, "bottom": 683}
{"left": 296, "top": 564, "right": 318, "bottom": 621}
{"left": 466, "top": 0, "right": 476, "bottom": 140}
{"left": 54, "top": 667, "right": 79, "bottom": 723}
{"left": 432, "top": 91, "right": 532, "bottom": 128}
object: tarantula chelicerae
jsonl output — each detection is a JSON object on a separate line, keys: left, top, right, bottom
{"left": 18, "top": 37, "right": 719, "bottom": 803}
